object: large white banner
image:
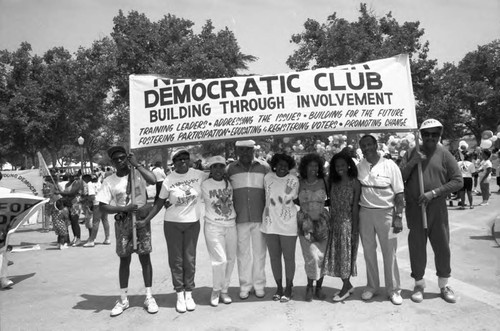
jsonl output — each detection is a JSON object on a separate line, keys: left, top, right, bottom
{"left": 130, "top": 54, "right": 417, "bottom": 149}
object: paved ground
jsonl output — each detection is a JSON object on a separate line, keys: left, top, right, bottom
{"left": 1, "top": 181, "right": 499, "bottom": 331}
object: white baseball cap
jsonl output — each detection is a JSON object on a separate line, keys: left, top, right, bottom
{"left": 420, "top": 119, "right": 443, "bottom": 131}
{"left": 206, "top": 155, "right": 226, "bottom": 167}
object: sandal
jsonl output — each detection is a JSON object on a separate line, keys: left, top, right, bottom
{"left": 272, "top": 293, "right": 281, "bottom": 301}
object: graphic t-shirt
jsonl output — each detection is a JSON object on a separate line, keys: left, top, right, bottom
{"left": 159, "top": 168, "right": 208, "bottom": 223}
{"left": 261, "top": 172, "right": 299, "bottom": 236}
{"left": 201, "top": 178, "right": 236, "bottom": 227}
{"left": 96, "top": 170, "right": 147, "bottom": 208}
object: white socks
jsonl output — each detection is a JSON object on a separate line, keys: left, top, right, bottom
{"left": 120, "top": 288, "right": 128, "bottom": 302}
{"left": 146, "top": 287, "right": 152, "bottom": 298}
{"left": 438, "top": 277, "right": 448, "bottom": 289}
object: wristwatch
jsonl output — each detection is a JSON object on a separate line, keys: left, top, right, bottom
{"left": 431, "top": 189, "right": 437, "bottom": 198}
{"left": 395, "top": 213, "right": 403, "bottom": 218}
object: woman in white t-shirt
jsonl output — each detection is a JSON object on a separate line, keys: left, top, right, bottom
{"left": 201, "top": 155, "right": 237, "bottom": 307}
{"left": 477, "top": 149, "right": 492, "bottom": 206}
{"left": 142, "top": 148, "right": 208, "bottom": 313}
{"left": 261, "top": 153, "right": 299, "bottom": 303}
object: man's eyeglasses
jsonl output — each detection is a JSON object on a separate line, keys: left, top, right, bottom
{"left": 421, "top": 131, "right": 441, "bottom": 138}
{"left": 112, "top": 155, "right": 127, "bottom": 162}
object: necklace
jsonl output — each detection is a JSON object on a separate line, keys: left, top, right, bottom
{"left": 305, "top": 178, "right": 319, "bottom": 185}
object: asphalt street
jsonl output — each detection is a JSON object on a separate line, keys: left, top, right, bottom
{"left": 1, "top": 180, "right": 499, "bottom": 331}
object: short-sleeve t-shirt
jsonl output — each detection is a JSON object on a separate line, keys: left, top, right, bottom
{"left": 96, "top": 170, "right": 148, "bottom": 208}
{"left": 479, "top": 160, "right": 492, "bottom": 181}
{"left": 159, "top": 168, "right": 208, "bottom": 223}
{"left": 261, "top": 172, "right": 299, "bottom": 236}
{"left": 201, "top": 178, "right": 236, "bottom": 227}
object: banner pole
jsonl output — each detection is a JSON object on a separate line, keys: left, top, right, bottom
{"left": 414, "top": 130, "right": 428, "bottom": 230}
{"left": 129, "top": 159, "right": 138, "bottom": 250}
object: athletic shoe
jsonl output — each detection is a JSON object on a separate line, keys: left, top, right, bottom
{"left": 83, "top": 241, "right": 95, "bottom": 248}
{"left": 440, "top": 286, "right": 457, "bottom": 303}
{"left": 239, "top": 290, "right": 250, "bottom": 300}
{"left": 103, "top": 239, "right": 111, "bottom": 245}
{"left": 389, "top": 292, "right": 403, "bottom": 305}
{"left": 176, "top": 292, "right": 186, "bottom": 313}
{"left": 333, "top": 291, "right": 350, "bottom": 302}
{"left": 411, "top": 285, "right": 424, "bottom": 303}
{"left": 59, "top": 243, "right": 69, "bottom": 250}
{"left": 361, "top": 290, "right": 375, "bottom": 301}
{"left": 144, "top": 296, "right": 158, "bottom": 314}
{"left": 220, "top": 293, "right": 232, "bottom": 304}
{"left": 210, "top": 290, "right": 220, "bottom": 307}
{"left": 185, "top": 291, "right": 196, "bottom": 311}
{"left": 0, "top": 278, "right": 14, "bottom": 289}
{"left": 478, "top": 201, "right": 489, "bottom": 206}
{"left": 255, "top": 288, "right": 265, "bottom": 298}
{"left": 72, "top": 238, "right": 82, "bottom": 247}
{"left": 110, "top": 299, "right": 129, "bottom": 317}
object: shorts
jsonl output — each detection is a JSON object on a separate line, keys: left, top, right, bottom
{"left": 114, "top": 215, "right": 152, "bottom": 257}
{"left": 459, "top": 177, "right": 473, "bottom": 191}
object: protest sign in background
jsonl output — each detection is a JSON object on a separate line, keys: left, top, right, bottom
{"left": 130, "top": 54, "right": 417, "bottom": 149}
{"left": 0, "top": 170, "right": 44, "bottom": 196}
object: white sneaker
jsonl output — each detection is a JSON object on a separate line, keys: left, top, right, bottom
{"left": 59, "top": 243, "right": 69, "bottom": 250}
{"left": 0, "top": 278, "right": 14, "bottom": 289}
{"left": 144, "top": 296, "right": 159, "bottom": 314}
{"left": 176, "top": 292, "right": 186, "bottom": 313}
{"left": 220, "top": 292, "right": 232, "bottom": 304}
{"left": 210, "top": 290, "right": 220, "bottom": 307}
{"left": 110, "top": 299, "right": 129, "bottom": 317}
{"left": 389, "top": 292, "right": 403, "bottom": 305}
{"left": 83, "top": 241, "right": 95, "bottom": 248}
{"left": 72, "top": 238, "right": 82, "bottom": 247}
{"left": 185, "top": 291, "right": 196, "bottom": 311}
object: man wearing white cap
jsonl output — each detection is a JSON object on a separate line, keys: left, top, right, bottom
{"left": 400, "top": 119, "right": 463, "bottom": 304}
{"left": 227, "top": 140, "right": 270, "bottom": 299}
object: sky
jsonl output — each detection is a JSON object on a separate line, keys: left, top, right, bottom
{"left": 1, "top": 0, "right": 499, "bottom": 75}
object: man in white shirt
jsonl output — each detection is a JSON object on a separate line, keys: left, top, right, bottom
{"left": 357, "top": 135, "right": 405, "bottom": 305}
{"left": 151, "top": 161, "right": 167, "bottom": 202}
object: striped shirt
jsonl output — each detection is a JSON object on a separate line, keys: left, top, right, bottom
{"left": 357, "top": 155, "right": 404, "bottom": 209}
{"left": 227, "top": 159, "right": 270, "bottom": 223}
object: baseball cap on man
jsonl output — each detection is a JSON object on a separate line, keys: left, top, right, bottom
{"left": 206, "top": 155, "right": 226, "bottom": 167}
{"left": 419, "top": 119, "right": 443, "bottom": 131}
{"left": 235, "top": 140, "right": 255, "bottom": 148}
{"left": 107, "top": 146, "right": 127, "bottom": 159}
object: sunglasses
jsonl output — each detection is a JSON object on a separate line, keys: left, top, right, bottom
{"left": 421, "top": 131, "right": 441, "bottom": 138}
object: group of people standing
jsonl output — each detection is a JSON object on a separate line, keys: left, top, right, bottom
{"left": 89, "top": 118, "right": 469, "bottom": 317}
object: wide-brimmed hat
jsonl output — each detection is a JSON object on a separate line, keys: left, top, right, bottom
{"left": 206, "top": 155, "right": 226, "bottom": 167}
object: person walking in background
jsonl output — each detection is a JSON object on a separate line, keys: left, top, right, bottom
{"left": 261, "top": 153, "right": 299, "bottom": 303}
{"left": 201, "top": 156, "right": 237, "bottom": 307}
{"left": 357, "top": 134, "right": 405, "bottom": 305}
{"left": 400, "top": 119, "right": 463, "bottom": 304}
{"left": 142, "top": 148, "right": 208, "bottom": 313}
{"left": 477, "top": 149, "right": 492, "bottom": 206}
{"left": 457, "top": 154, "right": 475, "bottom": 209}
{"left": 296, "top": 153, "right": 330, "bottom": 302}
{"left": 471, "top": 147, "right": 481, "bottom": 194}
{"left": 96, "top": 146, "right": 158, "bottom": 317}
{"left": 227, "top": 140, "right": 269, "bottom": 300}
{"left": 151, "top": 161, "right": 167, "bottom": 202}
{"left": 323, "top": 152, "right": 361, "bottom": 302}
{"left": 83, "top": 175, "right": 111, "bottom": 247}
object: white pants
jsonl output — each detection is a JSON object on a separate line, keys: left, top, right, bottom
{"left": 236, "top": 222, "right": 267, "bottom": 292}
{"left": 359, "top": 207, "right": 401, "bottom": 295}
{"left": 204, "top": 222, "right": 237, "bottom": 292}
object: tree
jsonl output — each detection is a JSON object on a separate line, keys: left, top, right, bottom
{"left": 286, "top": 3, "right": 437, "bottom": 149}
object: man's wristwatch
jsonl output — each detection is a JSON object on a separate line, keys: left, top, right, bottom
{"left": 431, "top": 189, "right": 437, "bottom": 198}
